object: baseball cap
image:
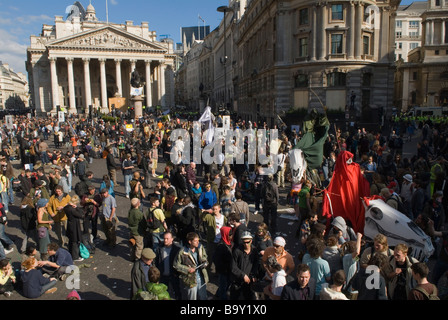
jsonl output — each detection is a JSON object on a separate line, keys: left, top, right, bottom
{"left": 241, "top": 231, "right": 253, "bottom": 240}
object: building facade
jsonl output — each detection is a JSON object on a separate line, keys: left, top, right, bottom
{"left": 26, "top": 3, "right": 176, "bottom": 116}
{"left": 395, "top": 0, "right": 448, "bottom": 110}
{"left": 176, "top": 0, "right": 399, "bottom": 126}
{"left": 237, "top": 0, "right": 399, "bottom": 125}
{"left": 394, "top": 1, "right": 426, "bottom": 62}
{"left": 0, "top": 62, "right": 29, "bottom": 110}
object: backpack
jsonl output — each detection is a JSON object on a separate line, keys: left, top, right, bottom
{"left": 74, "top": 181, "right": 87, "bottom": 197}
{"left": 414, "top": 285, "right": 440, "bottom": 300}
{"left": 389, "top": 195, "right": 408, "bottom": 217}
{"left": 264, "top": 182, "right": 276, "bottom": 203}
{"left": 147, "top": 207, "right": 162, "bottom": 231}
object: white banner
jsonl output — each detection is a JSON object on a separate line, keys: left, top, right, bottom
{"left": 130, "top": 87, "right": 143, "bottom": 96}
{"left": 58, "top": 111, "right": 65, "bottom": 123}
{"left": 5, "top": 115, "right": 14, "bottom": 130}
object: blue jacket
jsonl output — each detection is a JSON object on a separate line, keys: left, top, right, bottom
{"left": 198, "top": 190, "right": 217, "bottom": 210}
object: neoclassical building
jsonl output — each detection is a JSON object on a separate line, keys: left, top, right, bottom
{"left": 395, "top": 0, "right": 448, "bottom": 109}
{"left": 26, "top": 3, "right": 176, "bottom": 116}
{"left": 237, "top": 0, "right": 400, "bottom": 125}
{"left": 0, "top": 61, "right": 29, "bottom": 110}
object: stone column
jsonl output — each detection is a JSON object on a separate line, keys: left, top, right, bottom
{"left": 130, "top": 59, "right": 137, "bottom": 95}
{"left": 355, "top": 3, "right": 363, "bottom": 59}
{"left": 49, "top": 57, "right": 59, "bottom": 113}
{"left": 348, "top": 2, "right": 355, "bottom": 59}
{"left": 83, "top": 58, "right": 92, "bottom": 113}
{"left": 159, "top": 61, "right": 166, "bottom": 107}
{"left": 66, "top": 57, "right": 76, "bottom": 114}
{"left": 318, "top": 4, "right": 327, "bottom": 60}
{"left": 431, "top": 20, "right": 435, "bottom": 45}
{"left": 441, "top": 19, "right": 445, "bottom": 44}
{"left": 115, "top": 59, "right": 122, "bottom": 97}
{"left": 145, "top": 60, "right": 152, "bottom": 107}
{"left": 311, "top": 5, "right": 317, "bottom": 61}
{"left": 99, "top": 58, "right": 108, "bottom": 113}
{"left": 32, "top": 62, "right": 42, "bottom": 114}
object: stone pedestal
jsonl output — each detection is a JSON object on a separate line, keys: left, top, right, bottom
{"left": 131, "top": 95, "right": 144, "bottom": 119}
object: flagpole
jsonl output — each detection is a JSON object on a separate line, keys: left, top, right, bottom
{"left": 106, "top": 0, "right": 109, "bottom": 24}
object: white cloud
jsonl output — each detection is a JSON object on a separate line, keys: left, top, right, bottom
{"left": 110, "top": 0, "right": 119, "bottom": 5}
{"left": 0, "top": 29, "right": 28, "bottom": 74}
{"left": 16, "top": 14, "right": 52, "bottom": 25}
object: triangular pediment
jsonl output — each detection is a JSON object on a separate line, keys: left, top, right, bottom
{"left": 47, "top": 25, "right": 167, "bottom": 52}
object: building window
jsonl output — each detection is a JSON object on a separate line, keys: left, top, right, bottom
{"left": 435, "top": 50, "right": 440, "bottom": 55}
{"left": 299, "top": 37, "right": 308, "bottom": 57}
{"left": 396, "top": 20, "right": 402, "bottom": 28}
{"left": 362, "top": 73, "right": 372, "bottom": 86}
{"left": 410, "top": 43, "right": 419, "bottom": 50}
{"left": 294, "top": 74, "right": 309, "bottom": 88}
{"left": 331, "top": 34, "right": 343, "bottom": 54}
{"left": 299, "top": 8, "right": 309, "bottom": 25}
{"left": 411, "top": 91, "right": 417, "bottom": 104}
{"left": 327, "top": 72, "right": 346, "bottom": 87}
{"left": 396, "top": 32, "right": 402, "bottom": 39}
{"left": 398, "top": 42, "right": 402, "bottom": 49}
{"left": 409, "top": 21, "right": 419, "bottom": 28}
{"left": 435, "top": 0, "right": 440, "bottom": 6}
{"left": 409, "top": 32, "right": 419, "bottom": 39}
{"left": 441, "top": 71, "right": 448, "bottom": 80}
{"left": 331, "top": 4, "right": 343, "bottom": 21}
{"left": 363, "top": 36, "right": 370, "bottom": 55}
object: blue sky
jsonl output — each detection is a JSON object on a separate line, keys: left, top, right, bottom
{"left": 0, "top": 0, "right": 225, "bottom": 74}
{"left": 0, "top": 0, "right": 416, "bottom": 75}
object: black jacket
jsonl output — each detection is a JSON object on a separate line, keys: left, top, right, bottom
{"left": 281, "top": 278, "right": 316, "bottom": 300}
{"left": 155, "top": 243, "right": 182, "bottom": 277}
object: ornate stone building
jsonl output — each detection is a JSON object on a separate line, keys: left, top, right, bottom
{"left": 26, "top": 3, "right": 176, "bottom": 116}
{"left": 395, "top": 0, "right": 448, "bottom": 109}
{"left": 237, "top": 0, "right": 399, "bottom": 125}
{"left": 0, "top": 61, "right": 29, "bottom": 110}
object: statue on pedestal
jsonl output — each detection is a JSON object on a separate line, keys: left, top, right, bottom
{"left": 131, "top": 69, "right": 144, "bottom": 88}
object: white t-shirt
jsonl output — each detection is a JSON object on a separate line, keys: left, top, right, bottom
{"left": 271, "top": 269, "right": 287, "bottom": 297}
{"left": 214, "top": 214, "right": 225, "bottom": 243}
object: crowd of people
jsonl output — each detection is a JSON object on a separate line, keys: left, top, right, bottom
{"left": 0, "top": 110, "right": 447, "bottom": 301}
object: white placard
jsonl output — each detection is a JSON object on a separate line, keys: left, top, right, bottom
{"left": 5, "top": 115, "right": 14, "bottom": 130}
{"left": 58, "top": 111, "right": 65, "bottom": 123}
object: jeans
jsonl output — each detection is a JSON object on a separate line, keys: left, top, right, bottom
{"left": 151, "top": 232, "right": 164, "bottom": 252}
{"left": 124, "top": 174, "right": 132, "bottom": 196}
{"left": 21, "top": 229, "right": 38, "bottom": 253}
{"left": 41, "top": 151, "right": 49, "bottom": 164}
{"left": 40, "top": 280, "right": 57, "bottom": 295}
{"left": 68, "top": 171, "right": 73, "bottom": 191}
{"left": 1, "top": 192, "right": 9, "bottom": 213}
{"left": 0, "top": 223, "right": 14, "bottom": 249}
{"left": 182, "top": 271, "right": 207, "bottom": 300}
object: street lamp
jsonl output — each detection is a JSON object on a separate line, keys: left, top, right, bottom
{"left": 217, "top": 5, "right": 234, "bottom": 112}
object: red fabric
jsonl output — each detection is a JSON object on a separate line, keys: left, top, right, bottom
{"left": 322, "top": 150, "right": 371, "bottom": 233}
{"left": 220, "top": 226, "right": 232, "bottom": 246}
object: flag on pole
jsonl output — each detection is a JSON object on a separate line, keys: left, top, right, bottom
{"left": 198, "top": 15, "right": 205, "bottom": 23}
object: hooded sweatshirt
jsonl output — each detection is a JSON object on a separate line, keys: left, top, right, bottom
{"left": 331, "top": 216, "right": 357, "bottom": 244}
{"left": 214, "top": 226, "right": 233, "bottom": 275}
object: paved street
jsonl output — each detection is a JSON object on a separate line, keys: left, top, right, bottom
{"left": 0, "top": 125, "right": 424, "bottom": 301}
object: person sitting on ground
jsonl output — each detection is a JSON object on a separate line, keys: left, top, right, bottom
{"left": 37, "top": 242, "right": 74, "bottom": 281}
{"left": 0, "top": 258, "right": 16, "bottom": 298}
{"left": 21, "top": 257, "right": 58, "bottom": 298}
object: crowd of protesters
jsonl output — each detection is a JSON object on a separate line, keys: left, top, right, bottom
{"left": 0, "top": 110, "right": 447, "bottom": 301}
